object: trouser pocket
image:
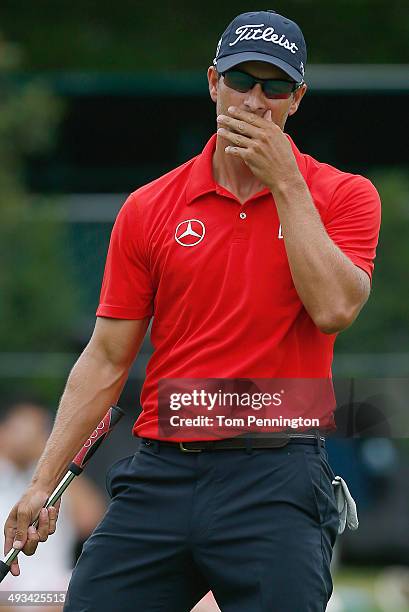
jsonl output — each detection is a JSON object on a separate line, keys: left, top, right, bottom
{"left": 302, "top": 449, "right": 339, "bottom": 533}
{"left": 105, "top": 454, "right": 136, "bottom": 498}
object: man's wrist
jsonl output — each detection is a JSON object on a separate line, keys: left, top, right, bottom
{"left": 269, "top": 170, "right": 306, "bottom": 199}
{"left": 30, "top": 475, "right": 59, "bottom": 496}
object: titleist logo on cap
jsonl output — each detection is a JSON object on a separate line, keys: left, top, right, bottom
{"left": 214, "top": 11, "right": 307, "bottom": 82}
{"left": 229, "top": 24, "right": 299, "bottom": 54}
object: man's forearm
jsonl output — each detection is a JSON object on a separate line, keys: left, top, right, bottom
{"left": 30, "top": 345, "right": 129, "bottom": 494}
{"left": 272, "top": 175, "right": 368, "bottom": 333}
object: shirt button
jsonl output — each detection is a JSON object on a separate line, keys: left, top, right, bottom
{"left": 240, "top": 212, "right": 247, "bottom": 220}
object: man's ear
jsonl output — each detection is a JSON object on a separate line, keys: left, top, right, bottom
{"left": 208, "top": 66, "right": 219, "bottom": 103}
{"left": 288, "top": 83, "right": 307, "bottom": 116}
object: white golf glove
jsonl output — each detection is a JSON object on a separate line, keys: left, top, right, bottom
{"left": 332, "top": 475, "right": 359, "bottom": 534}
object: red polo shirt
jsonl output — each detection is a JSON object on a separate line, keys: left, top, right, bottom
{"left": 96, "top": 134, "right": 381, "bottom": 439}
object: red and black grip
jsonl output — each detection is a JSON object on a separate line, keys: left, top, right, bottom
{"left": 69, "top": 405, "right": 124, "bottom": 475}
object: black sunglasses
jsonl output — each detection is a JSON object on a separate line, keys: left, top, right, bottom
{"left": 221, "top": 69, "right": 303, "bottom": 100}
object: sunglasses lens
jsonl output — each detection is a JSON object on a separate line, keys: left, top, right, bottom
{"left": 223, "top": 71, "right": 299, "bottom": 100}
{"left": 223, "top": 71, "right": 254, "bottom": 93}
{"left": 264, "top": 80, "right": 294, "bottom": 99}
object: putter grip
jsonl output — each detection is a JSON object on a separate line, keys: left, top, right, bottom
{"left": 0, "top": 560, "right": 10, "bottom": 581}
{"left": 69, "top": 405, "right": 124, "bottom": 474}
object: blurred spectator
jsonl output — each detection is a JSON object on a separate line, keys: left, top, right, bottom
{"left": 0, "top": 401, "right": 106, "bottom": 612}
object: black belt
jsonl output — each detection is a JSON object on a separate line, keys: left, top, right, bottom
{"left": 141, "top": 433, "right": 325, "bottom": 453}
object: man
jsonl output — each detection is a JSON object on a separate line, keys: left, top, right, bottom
{"left": 3, "top": 10, "right": 381, "bottom": 612}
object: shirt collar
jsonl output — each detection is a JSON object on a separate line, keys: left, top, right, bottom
{"left": 186, "top": 134, "right": 218, "bottom": 206}
{"left": 186, "top": 133, "right": 308, "bottom": 206}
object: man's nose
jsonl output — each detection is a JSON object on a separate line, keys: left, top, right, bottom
{"left": 243, "top": 83, "right": 267, "bottom": 113}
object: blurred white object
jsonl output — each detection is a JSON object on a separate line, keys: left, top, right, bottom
{"left": 327, "top": 591, "right": 345, "bottom": 612}
{"left": 191, "top": 591, "right": 221, "bottom": 612}
{"left": 374, "top": 566, "right": 409, "bottom": 612}
{"left": 332, "top": 476, "right": 359, "bottom": 534}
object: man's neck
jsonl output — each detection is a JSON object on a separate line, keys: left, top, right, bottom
{"left": 212, "top": 137, "right": 266, "bottom": 204}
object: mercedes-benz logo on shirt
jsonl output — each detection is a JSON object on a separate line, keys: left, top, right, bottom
{"left": 175, "top": 219, "right": 206, "bottom": 247}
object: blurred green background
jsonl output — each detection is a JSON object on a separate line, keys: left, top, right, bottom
{"left": 1, "top": 0, "right": 409, "bottom": 68}
{"left": 0, "top": 2, "right": 408, "bottom": 610}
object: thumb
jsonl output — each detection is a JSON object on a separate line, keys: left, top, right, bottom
{"left": 263, "top": 109, "right": 272, "bottom": 122}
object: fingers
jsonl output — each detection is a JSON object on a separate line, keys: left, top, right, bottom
{"left": 24, "top": 524, "right": 41, "bottom": 556}
{"left": 22, "top": 507, "right": 52, "bottom": 556}
{"left": 3, "top": 491, "right": 59, "bottom": 579}
{"left": 4, "top": 513, "right": 21, "bottom": 576}
{"left": 217, "top": 114, "right": 259, "bottom": 139}
{"left": 217, "top": 127, "right": 252, "bottom": 150}
{"left": 48, "top": 505, "right": 59, "bottom": 535}
{"left": 227, "top": 106, "right": 270, "bottom": 127}
{"left": 9, "top": 556, "right": 21, "bottom": 576}
{"left": 224, "top": 146, "right": 248, "bottom": 160}
{"left": 7, "top": 504, "right": 59, "bottom": 562}
{"left": 217, "top": 106, "right": 276, "bottom": 152}
{"left": 36, "top": 508, "right": 50, "bottom": 543}
{"left": 4, "top": 523, "right": 21, "bottom": 576}
{"left": 4, "top": 518, "right": 16, "bottom": 556}
{"left": 13, "top": 505, "right": 32, "bottom": 551}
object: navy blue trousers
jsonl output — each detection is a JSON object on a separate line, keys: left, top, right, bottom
{"left": 64, "top": 439, "right": 339, "bottom": 611}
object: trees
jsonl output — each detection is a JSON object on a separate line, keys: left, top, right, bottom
{"left": 0, "top": 42, "right": 79, "bottom": 399}
{"left": 0, "top": 1, "right": 408, "bottom": 71}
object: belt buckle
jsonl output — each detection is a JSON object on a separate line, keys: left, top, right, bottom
{"left": 179, "top": 442, "right": 202, "bottom": 453}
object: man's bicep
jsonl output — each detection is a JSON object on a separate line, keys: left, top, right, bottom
{"left": 88, "top": 316, "right": 150, "bottom": 368}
